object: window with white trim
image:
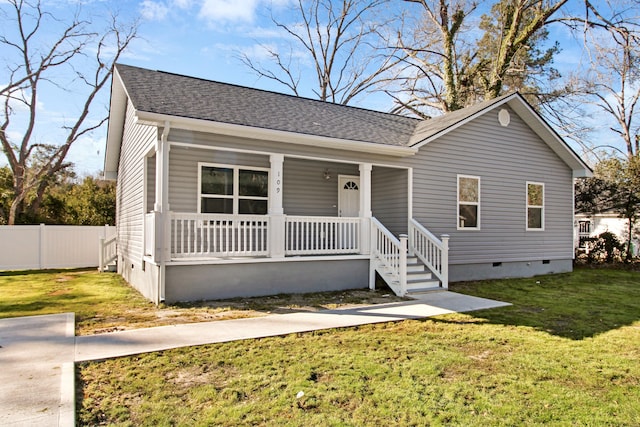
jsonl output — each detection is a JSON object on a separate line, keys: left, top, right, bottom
{"left": 527, "top": 182, "right": 544, "bottom": 230}
{"left": 457, "top": 175, "right": 480, "bottom": 229}
{"left": 199, "top": 163, "right": 269, "bottom": 214}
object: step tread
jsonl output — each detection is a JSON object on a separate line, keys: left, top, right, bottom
{"left": 407, "top": 286, "right": 442, "bottom": 293}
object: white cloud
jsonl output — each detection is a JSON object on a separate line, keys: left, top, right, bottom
{"left": 140, "top": 0, "right": 170, "bottom": 21}
{"left": 173, "top": 0, "right": 193, "bottom": 8}
{"left": 199, "top": 0, "right": 259, "bottom": 23}
{"left": 240, "top": 43, "right": 280, "bottom": 62}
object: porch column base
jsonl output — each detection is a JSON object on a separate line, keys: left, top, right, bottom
{"left": 270, "top": 214, "right": 286, "bottom": 258}
{"left": 360, "top": 217, "right": 371, "bottom": 255}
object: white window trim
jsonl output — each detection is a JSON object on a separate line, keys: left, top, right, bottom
{"left": 198, "top": 162, "right": 269, "bottom": 214}
{"left": 526, "top": 181, "right": 545, "bottom": 231}
{"left": 457, "top": 174, "right": 481, "bottom": 230}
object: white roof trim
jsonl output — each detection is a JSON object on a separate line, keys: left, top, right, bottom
{"left": 104, "top": 68, "right": 129, "bottom": 179}
{"left": 135, "top": 110, "right": 418, "bottom": 158}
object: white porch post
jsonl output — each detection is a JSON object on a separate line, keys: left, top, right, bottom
{"left": 153, "top": 123, "right": 171, "bottom": 264}
{"left": 154, "top": 123, "right": 170, "bottom": 214}
{"left": 441, "top": 234, "right": 449, "bottom": 289}
{"left": 359, "top": 163, "right": 372, "bottom": 255}
{"left": 269, "top": 154, "right": 285, "bottom": 258}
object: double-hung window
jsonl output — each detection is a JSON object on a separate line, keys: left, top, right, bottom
{"left": 199, "top": 163, "right": 269, "bottom": 215}
{"left": 526, "top": 182, "right": 544, "bottom": 230}
{"left": 457, "top": 175, "right": 480, "bottom": 229}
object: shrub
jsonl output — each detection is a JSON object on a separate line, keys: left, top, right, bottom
{"left": 585, "top": 232, "right": 625, "bottom": 264}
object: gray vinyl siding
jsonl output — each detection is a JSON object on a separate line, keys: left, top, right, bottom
{"left": 168, "top": 145, "right": 269, "bottom": 212}
{"left": 409, "top": 106, "right": 574, "bottom": 264}
{"left": 372, "top": 167, "right": 408, "bottom": 236}
{"left": 168, "top": 129, "right": 397, "bottom": 166}
{"left": 283, "top": 158, "right": 358, "bottom": 216}
{"left": 117, "top": 100, "right": 157, "bottom": 263}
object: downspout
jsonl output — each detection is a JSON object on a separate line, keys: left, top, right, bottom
{"left": 158, "top": 122, "right": 171, "bottom": 304}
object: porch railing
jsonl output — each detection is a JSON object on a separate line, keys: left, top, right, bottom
{"left": 171, "top": 213, "right": 269, "bottom": 258}
{"left": 98, "top": 234, "right": 117, "bottom": 272}
{"left": 370, "top": 217, "right": 407, "bottom": 296}
{"left": 285, "top": 216, "right": 360, "bottom": 255}
{"left": 409, "top": 218, "right": 449, "bottom": 288}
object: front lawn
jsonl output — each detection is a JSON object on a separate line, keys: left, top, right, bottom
{"left": 0, "top": 269, "right": 405, "bottom": 335}
{"left": 77, "top": 267, "right": 640, "bottom": 425}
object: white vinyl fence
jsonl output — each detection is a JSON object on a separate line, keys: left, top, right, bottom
{"left": 0, "top": 224, "right": 116, "bottom": 271}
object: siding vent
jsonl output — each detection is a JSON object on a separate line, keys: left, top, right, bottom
{"left": 542, "top": 260, "right": 550, "bottom": 265}
{"left": 492, "top": 262, "right": 502, "bottom": 267}
{"left": 498, "top": 109, "right": 510, "bottom": 126}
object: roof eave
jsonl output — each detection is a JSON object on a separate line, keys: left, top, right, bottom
{"left": 135, "top": 111, "right": 418, "bottom": 157}
{"left": 104, "top": 67, "right": 128, "bottom": 180}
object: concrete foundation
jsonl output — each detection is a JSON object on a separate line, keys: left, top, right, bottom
{"left": 449, "top": 259, "right": 573, "bottom": 282}
{"left": 164, "top": 257, "right": 369, "bottom": 302}
{"left": 119, "top": 256, "right": 161, "bottom": 303}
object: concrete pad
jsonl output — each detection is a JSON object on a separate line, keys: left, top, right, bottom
{"left": 408, "top": 290, "right": 512, "bottom": 312}
{"left": 0, "top": 313, "right": 75, "bottom": 427}
{"left": 75, "top": 292, "right": 509, "bottom": 362}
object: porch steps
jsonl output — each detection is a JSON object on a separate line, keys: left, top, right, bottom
{"left": 379, "top": 256, "right": 442, "bottom": 295}
{"left": 405, "top": 257, "right": 441, "bottom": 293}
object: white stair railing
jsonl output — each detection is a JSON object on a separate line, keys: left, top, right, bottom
{"left": 370, "top": 217, "right": 407, "bottom": 296}
{"left": 98, "top": 234, "right": 117, "bottom": 272}
{"left": 408, "top": 218, "right": 449, "bottom": 289}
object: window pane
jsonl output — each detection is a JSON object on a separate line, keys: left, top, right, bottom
{"left": 459, "top": 204, "right": 478, "bottom": 228}
{"left": 528, "top": 183, "right": 543, "bottom": 206}
{"left": 528, "top": 207, "right": 542, "bottom": 229}
{"left": 201, "top": 198, "right": 233, "bottom": 214}
{"left": 239, "top": 199, "right": 268, "bottom": 215}
{"left": 459, "top": 177, "right": 479, "bottom": 202}
{"left": 202, "top": 167, "right": 233, "bottom": 195}
{"left": 239, "top": 170, "right": 268, "bottom": 197}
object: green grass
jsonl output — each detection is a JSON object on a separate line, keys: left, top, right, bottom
{"left": 0, "top": 269, "right": 160, "bottom": 334}
{"left": 0, "top": 269, "right": 405, "bottom": 334}
{"left": 76, "top": 267, "right": 640, "bottom": 426}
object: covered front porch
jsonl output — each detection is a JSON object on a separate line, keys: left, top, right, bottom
{"left": 141, "top": 137, "right": 448, "bottom": 298}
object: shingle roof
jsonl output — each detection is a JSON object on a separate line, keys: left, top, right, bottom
{"left": 115, "top": 64, "right": 420, "bottom": 147}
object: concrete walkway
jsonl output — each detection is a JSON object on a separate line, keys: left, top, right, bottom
{"left": 0, "top": 291, "right": 509, "bottom": 426}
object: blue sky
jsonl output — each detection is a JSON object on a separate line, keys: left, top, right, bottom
{"left": 0, "top": 0, "right": 625, "bottom": 176}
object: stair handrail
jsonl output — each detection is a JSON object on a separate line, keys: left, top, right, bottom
{"left": 409, "top": 219, "right": 449, "bottom": 289}
{"left": 370, "top": 217, "right": 407, "bottom": 296}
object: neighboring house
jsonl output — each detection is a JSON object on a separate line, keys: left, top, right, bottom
{"left": 575, "top": 212, "right": 639, "bottom": 257}
{"left": 105, "top": 64, "right": 592, "bottom": 304}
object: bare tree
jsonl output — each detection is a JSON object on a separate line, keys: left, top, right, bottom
{"left": 0, "top": 0, "right": 137, "bottom": 224}
{"left": 240, "top": 0, "right": 401, "bottom": 105}
{"left": 389, "top": 0, "right": 568, "bottom": 115}
{"left": 567, "top": 4, "right": 640, "bottom": 158}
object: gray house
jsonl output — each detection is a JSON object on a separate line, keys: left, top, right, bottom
{"left": 104, "top": 64, "right": 591, "bottom": 304}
